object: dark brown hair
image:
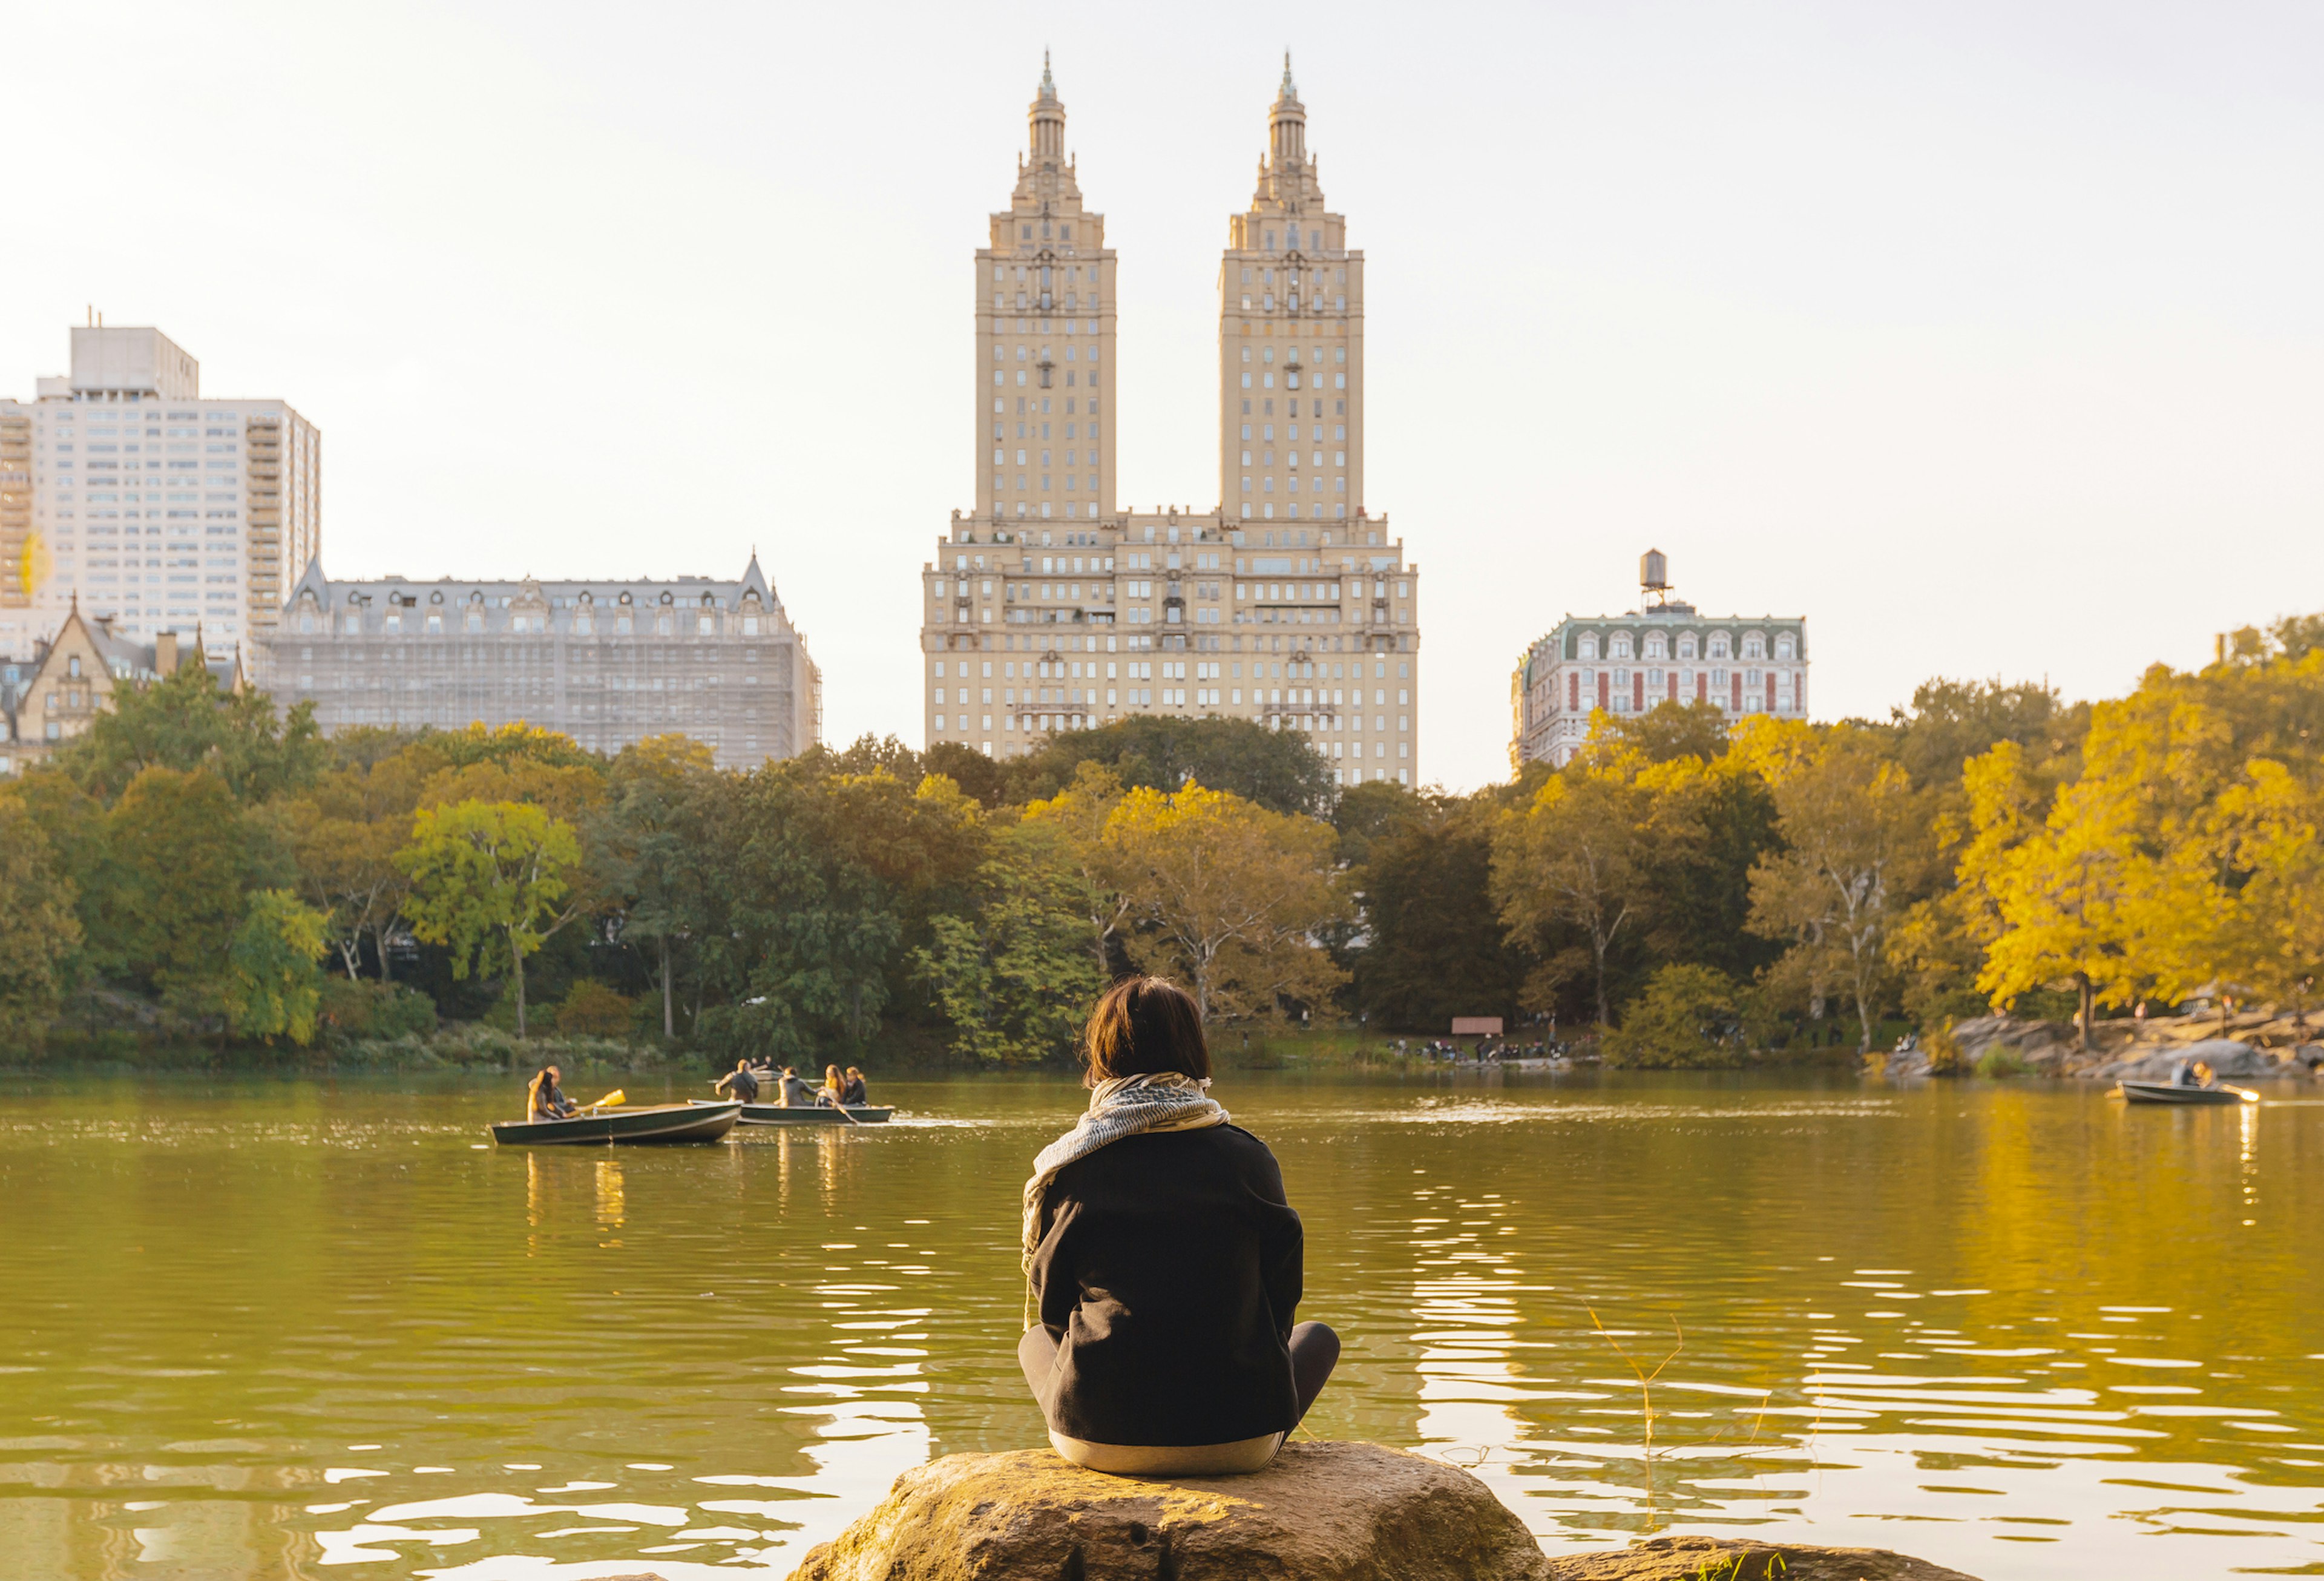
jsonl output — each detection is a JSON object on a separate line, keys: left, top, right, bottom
{"left": 1082, "top": 976, "right": 1210, "bottom": 1085}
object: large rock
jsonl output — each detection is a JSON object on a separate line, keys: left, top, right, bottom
{"left": 2081, "top": 1037, "right": 2295, "bottom": 1082}
{"left": 783, "top": 1441, "right": 1552, "bottom": 1580}
{"left": 1544, "top": 1534, "right": 1980, "bottom": 1580}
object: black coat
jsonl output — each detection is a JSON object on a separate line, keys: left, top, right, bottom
{"left": 1027, "top": 1124, "right": 1304, "bottom": 1447}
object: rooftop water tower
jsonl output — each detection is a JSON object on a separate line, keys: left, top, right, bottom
{"left": 1640, "top": 548, "right": 1670, "bottom": 607}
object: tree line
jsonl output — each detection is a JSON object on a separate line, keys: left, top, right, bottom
{"left": 2, "top": 613, "right": 2316, "bottom": 1064}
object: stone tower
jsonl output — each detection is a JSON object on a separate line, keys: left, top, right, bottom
{"left": 1218, "top": 56, "right": 1364, "bottom": 522}
{"left": 976, "top": 54, "right": 1117, "bottom": 524}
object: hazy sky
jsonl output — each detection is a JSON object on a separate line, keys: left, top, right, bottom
{"left": 4, "top": 1, "right": 2318, "bottom": 789}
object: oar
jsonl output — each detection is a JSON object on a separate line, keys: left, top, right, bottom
{"left": 587, "top": 1089, "right": 626, "bottom": 1113}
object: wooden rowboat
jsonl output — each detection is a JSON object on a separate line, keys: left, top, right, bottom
{"left": 490, "top": 1102, "right": 742, "bottom": 1146}
{"left": 2115, "top": 1080, "right": 2257, "bottom": 1106}
{"left": 687, "top": 1099, "right": 893, "bottom": 1126}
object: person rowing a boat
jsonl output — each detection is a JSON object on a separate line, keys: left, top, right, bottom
{"left": 775, "top": 1065, "right": 820, "bottom": 1108}
{"left": 527, "top": 1065, "right": 579, "bottom": 1122}
{"left": 713, "top": 1059, "right": 761, "bottom": 1105}
{"left": 819, "top": 1063, "right": 847, "bottom": 1108}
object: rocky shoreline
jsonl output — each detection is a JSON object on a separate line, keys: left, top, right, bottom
{"left": 1879, "top": 1009, "right": 2324, "bottom": 1083}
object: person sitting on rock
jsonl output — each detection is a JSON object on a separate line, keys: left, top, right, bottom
{"left": 1018, "top": 975, "right": 1338, "bottom": 1477}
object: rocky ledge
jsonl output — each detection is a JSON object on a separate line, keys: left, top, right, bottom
{"left": 780, "top": 1442, "right": 1978, "bottom": 1581}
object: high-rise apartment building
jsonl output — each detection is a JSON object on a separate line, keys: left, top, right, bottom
{"left": 920, "top": 61, "right": 1422, "bottom": 786}
{"left": 1, "top": 323, "right": 320, "bottom": 656}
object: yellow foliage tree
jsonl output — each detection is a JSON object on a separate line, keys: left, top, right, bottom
{"left": 1101, "top": 781, "right": 1347, "bottom": 1022}
{"left": 1738, "top": 720, "right": 1925, "bottom": 1053}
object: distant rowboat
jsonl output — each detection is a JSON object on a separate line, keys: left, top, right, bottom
{"left": 490, "top": 1102, "right": 742, "bottom": 1145}
{"left": 2115, "top": 1080, "right": 2256, "bottom": 1106}
{"left": 687, "top": 1099, "right": 893, "bottom": 1126}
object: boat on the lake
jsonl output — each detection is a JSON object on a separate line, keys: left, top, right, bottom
{"left": 687, "top": 1098, "right": 893, "bottom": 1126}
{"left": 490, "top": 1102, "right": 742, "bottom": 1146}
{"left": 2115, "top": 1080, "right": 2257, "bottom": 1106}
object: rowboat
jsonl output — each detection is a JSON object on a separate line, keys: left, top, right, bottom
{"left": 2115, "top": 1080, "right": 2257, "bottom": 1106}
{"left": 490, "top": 1102, "right": 742, "bottom": 1146}
{"left": 687, "top": 1098, "right": 893, "bottom": 1126}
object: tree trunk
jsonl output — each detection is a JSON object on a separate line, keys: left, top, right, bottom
{"left": 375, "top": 922, "right": 394, "bottom": 982}
{"left": 2076, "top": 971, "right": 2094, "bottom": 1052}
{"left": 1592, "top": 933, "right": 1611, "bottom": 1027}
{"left": 338, "top": 940, "right": 361, "bottom": 981}
{"left": 511, "top": 929, "right": 528, "bottom": 1039}
{"left": 660, "top": 935, "right": 674, "bottom": 1039}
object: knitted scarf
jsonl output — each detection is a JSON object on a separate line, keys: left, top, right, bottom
{"left": 1020, "top": 1072, "right": 1229, "bottom": 1277}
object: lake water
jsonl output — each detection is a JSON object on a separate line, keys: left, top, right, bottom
{"left": 2, "top": 1068, "right": 2320, "bottom": 1580}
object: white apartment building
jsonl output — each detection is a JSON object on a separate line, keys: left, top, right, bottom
{"left": 1511, "top": 553, "right": 1810, "bottom": 768}
{"left": 921, "top": 61, "right": 1421, "bottom": 785}
{"left": 0, "top": 323, "right": 320, "bottom": 657}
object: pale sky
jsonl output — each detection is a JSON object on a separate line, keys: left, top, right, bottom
{"left": 4, "top": 1, "right": 2319, "bottom": 790}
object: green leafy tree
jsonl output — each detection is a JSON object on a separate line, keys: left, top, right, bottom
{"left": 398, "top": 800, "right": 582, "bottom": 1037}
{"left": 1603, "top": 964, "right": 1748, "bottom": 1068}
{"left": 1019, "top": 715, "right": 1335, "bottom": 817}
{"left": 60, "top": 660, "right": 323, "bottom": 804}
{"left": 598, "top": 735, "right": 717, "bottom": 1037}
{"left": 0, "top": 797, "right": 83, "bottom": 1036}
{"left": 1348, "top": 798, "right": 1528, "bottom": 1032}
{"left": 87, "top": 766, "right": 257, "bottom": 1014}
{"left": 225, "top": 889, "right": 328, "bottom": 1044}
{"left": 916, "top": 817, "right": 1106, "bottom": 1061}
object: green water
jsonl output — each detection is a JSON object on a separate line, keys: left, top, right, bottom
{"left": 2, "top": 1069, "right": 2320, "bottom": 1580}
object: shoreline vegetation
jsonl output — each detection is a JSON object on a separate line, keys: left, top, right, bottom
{"left": 2, "top": 614, "right": 2321, "bottom": 1080}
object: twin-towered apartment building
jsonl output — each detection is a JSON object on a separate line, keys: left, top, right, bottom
{"left": 922, "top": 59, "right": 1423, "bottom": 786}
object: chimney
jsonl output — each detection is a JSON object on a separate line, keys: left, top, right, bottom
{"left": 155, "top": 631, "right": 180, "bottom": 674}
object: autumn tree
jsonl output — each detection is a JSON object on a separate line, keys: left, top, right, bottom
{"left": 1741, "top": 720, "right": 1926, "bottom": 1053}
{"left": 1103, "top": 781, "right": 1347, "bottom": 1022}
{"left": 398, "top": 800, "right": 582, "bottom": 1037}
{"left": 1491, "top": 762, "right": 1663, "bottom": 1026}
{"left": 1021, "top": 761, "right": 1134, "bottom": 975}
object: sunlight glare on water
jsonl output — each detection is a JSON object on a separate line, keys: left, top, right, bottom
{"left": 0, "top": 1069, "right": 2319, "bottom": 1579}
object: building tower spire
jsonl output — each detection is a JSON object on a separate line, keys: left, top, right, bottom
{"left": 1270, "top": 51, "right": 1307, "bottom": 168}
{"left": 1029, "top": 50, "right": 1065, "bottom": 163}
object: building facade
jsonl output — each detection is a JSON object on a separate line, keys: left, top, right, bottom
{"left": 251, "top": 557, "right": 821, "bottom": 768}
{"left": 1, "top": 323, "right": 320, "bottom": 657}
{"left": 921, "top": 60, "right": 1420, "bottom": 786}
{"left": 1, "top": 602, "right": 241, "bottom": 776}
{"left": 1511, "top": 557, "right": 1810, "bottom": 769}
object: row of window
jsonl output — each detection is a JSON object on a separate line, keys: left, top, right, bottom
{"left": 1238, "top": 372, "right": 1345, "bottom": 390}
{"left": 933, "top": 699, "right": 1411, "bottom": 727}
{"left": 297, "top": 611, "right": 777, "bottom": 637}
{"left": 932, "top": 578, "right": 1407, "bottom": 603}
{"left": 1571, "top": 632, "right": 1797, "bottom": 662}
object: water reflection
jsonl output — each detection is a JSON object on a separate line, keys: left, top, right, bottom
{"left": 0, "top": 1075, "right": 2318, "bottom": 1578}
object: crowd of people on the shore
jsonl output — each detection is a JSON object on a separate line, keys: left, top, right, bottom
{"left": 1393, "top": 1038, "right": 1567, "bottom": 1063}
